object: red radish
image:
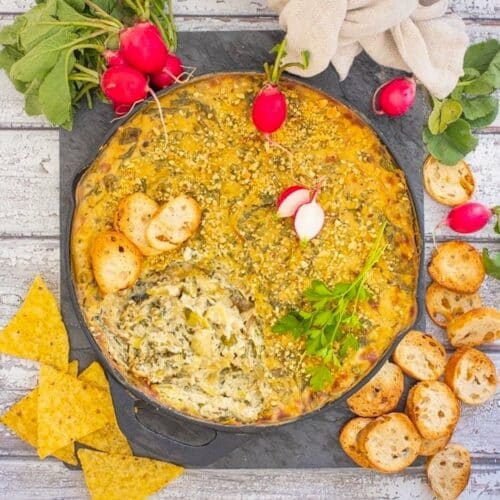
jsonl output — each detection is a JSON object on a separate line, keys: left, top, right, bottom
{"left": 252, "top": 84, "right": 287, "bottom": 134}
{"left": 101, "top": 66, "right": 148, "bottom": 104}
{"left": 113, "top": 102, "right": 133, "bottom": 116}
{"left": 441, "top": 202, "right": 492, "bottom": 233}
{"left": 372, "top": 76, "right": 416, "bottom": 116}
{"left": 119, "top": 22, "right": 168, "bottom": 74}
{"left": 294, "top": 193, "right": 325, "bottom": 242}
{"left": 151, "top": 53, "right": 183, "bottom": 89}
{"left": 252, "top": 39, "right": 309, "bottom": 135}
{"left": 277, "top": 185, "right": 311, "bottom": 218}
{"left": 104, "top": 50, "right": 126, "bottom": 67}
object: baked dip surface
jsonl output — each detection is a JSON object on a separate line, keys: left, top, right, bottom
{"left": 72, "top": 73, "right": 419, "bottom": 425}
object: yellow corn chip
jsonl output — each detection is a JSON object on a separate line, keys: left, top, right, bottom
{"left": 0, "top": 276, "right": 69, "bottom": 370}
{"left": 37, "top": 364, "right": 114, "bottom": 458}
{"left": 0, "top": 361, "right": 79, "bottom": 465}
{"left": 76, "top": 362, "right": 131, "bottom": 455}
{"left": 78, "top": 449, "right": 184, "bottom": 500}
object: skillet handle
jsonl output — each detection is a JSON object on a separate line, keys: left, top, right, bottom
{"left": 107, "top": 376, "right": 249, "bottom": 466}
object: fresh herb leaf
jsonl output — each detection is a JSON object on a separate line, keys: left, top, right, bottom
{"left": 463, "top": 39, "right": 499, "bottom": 73}
{"left": 428, "top": 98, "right": 462, "bottom": 134}
{"left": 423, "top": 119, "right": 478, "bottom": 166}
{"left": 493, "top": 206, "right": 500, "bottom": 235}
{"left": 466, "top": 100, "right": 498, "bottom": 129}
{"left": 460, "top": 95, "right": 496, "bottom": 121}
{"left": 273, "top": 222, "right": 387, "bottom": 390}
{"left": 482, "top": 248, "right": 500, "bottom": 279}
{"left": 308, "top": 365, "right": 333, "bottom": 392}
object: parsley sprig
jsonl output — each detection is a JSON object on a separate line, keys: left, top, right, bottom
{"left": 272, "top": 221, "right": 388, "bottom": 391}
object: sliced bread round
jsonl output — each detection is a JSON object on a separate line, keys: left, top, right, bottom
{"left": 423, "top": 156, "right": 474, "bottom": 206}
{"left": 357, "top": 413, "right": 421, "bottom": 473}
{"left": 447, "top": 307, "right": 500, "bottom": 347}
{"left": 339, "top": 417, "right": 373, "bottom": 468}
{"left": 406, "top": 381, "right": 460, "bottom": 440}
{"left": 90, "top": 231, "right": 142, "bottom": 295}
{"left": 419, "top": 434, "right": 452, "bottom": 457}
{"left": 425, "top": 282, "right": 481, "bottom": 328}
{"left": 393, "top": 330, "right": 446, "bottom": 381}
{"left": 445, "top": 347, "right": 498, "bottom": 405}
{"left": 428, "top": 241, "right": 485, "bottom": 294}
{"left": 347, "top": 362, "right": 404, "bottom": 417}
{"left": 426, "top": 444, "right": 471, "bottom": 500}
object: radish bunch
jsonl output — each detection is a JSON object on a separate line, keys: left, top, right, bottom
{"left": 252, "top": 39, "right": 310, "bottom": 135}
{"left": 100, "top": 22, "right": 185, "bottom": 118}
{"left": 277, "top": 185, "right": 325, "bottom": 243}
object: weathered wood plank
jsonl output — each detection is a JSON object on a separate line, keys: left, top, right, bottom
{"left": 0, "top": 459, "right": 498, "bottom": 499}
{"left": 0, "top": 239, "right": 498, "bottom": 458}
{"left": 424, "top": 135, "right": 499, "bottom": 241}
{"left": 0, "top": 15, "right": 498, "bottom": 127}
{"left": 0, "top": 0, "right": 498, "bottom": 18}
{"left": 0, "top": 131, "right": 498, "bottom": 240}
{"left": 0, "top": 130, "right": 59, "bottom": 237}
{"left": 1, "top": 356, "right": 499, "bottom": 458}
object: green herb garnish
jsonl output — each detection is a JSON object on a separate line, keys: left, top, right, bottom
{"left": 423, "top": 39, "right": 500, "bottom": 165}
{"left": 482, "top": 248, "right": 500, "bottom": 280}
{"left": 272, "top": 221, "right": 387, "bottom": 391}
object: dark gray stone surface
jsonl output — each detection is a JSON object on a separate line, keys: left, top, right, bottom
{"left": 60, "top": 31, "right": 427, "bottom": 468}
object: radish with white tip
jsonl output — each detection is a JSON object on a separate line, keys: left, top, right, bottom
{"left": 277, "top": 185, "right": 311, "bottom": 218}
{"left": 294, "top": 193, "right": 325, "bottom": 243}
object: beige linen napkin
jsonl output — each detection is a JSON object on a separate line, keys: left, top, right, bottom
{"left": 268, "top": 0, "right": 469, "bottom": 98}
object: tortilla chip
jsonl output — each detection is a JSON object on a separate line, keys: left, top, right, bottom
{"left": 0, "top": 276, "right": 69, "bottom": 370}
{"left": 76, "top": 362, "right": 131, "bottom": 455}
{"left": 37, "top": 364, "right": 114, "bottom": 458}
{"left": 0, "top": 361, "right": 80, "bottom": 465}
{"left": 78, "top": 449, "right": 184, "bottom": 500}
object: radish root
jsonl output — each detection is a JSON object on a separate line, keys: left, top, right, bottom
{"left": 147, "top": 86, "right": 168, "bottom": 148}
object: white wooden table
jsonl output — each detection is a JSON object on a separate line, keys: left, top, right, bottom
{"left": 0, "top": 1, "right": 498, "bottom": 498}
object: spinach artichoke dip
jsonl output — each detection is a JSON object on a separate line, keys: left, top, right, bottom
{"left": 71, "top": 73, "right": 419, "bottom": 425}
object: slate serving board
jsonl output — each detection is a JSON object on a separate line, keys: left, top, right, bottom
{"left": 60, "top": 30, "right": 427, "bottom": 468}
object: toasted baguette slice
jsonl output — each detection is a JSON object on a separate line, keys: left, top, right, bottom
{"left": 423, "top": 156, "right": 474, "bottom": 206}
{"left": 428, "top": 241, "right": 484, "bottom": 294}
{"left": 406, "top": 381, "right": 460, "bottom": 439}
{"left": 357, "top": 413, "right": 421, "bottom": 473}
{"left": 425, "top": 282, "right": 481, "bottom": 327}
{"left": 426, "top": 444, "right": 471, "bottom": 500}
{"left": 347, "top": 362, "right": 404, "bottom": 417}
{"left": 393, "top": 330, "right": 446, "bottom": 381}
{"left": 91, "top": 231, "right": 142, "bottom": 295}
{"left": 146, "top": 195, "right": 201, "bottom": 249}
{"left": 419, "top": 434, "right": 452, "bottom": 457}
{"left": 444, "top": 347, "right": 498, "bottom": 405}
{"left": 114, "top": 192, "right": 165, "bottom": 256}
{"left": 339, "top": 417, "right": 373, "bottom": 468}
{"left": 447, "top": 307, "right": 500, "bottom": 347}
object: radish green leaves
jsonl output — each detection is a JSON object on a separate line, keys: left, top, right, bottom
{"left": 424, "top": 39, "right": 500, "bottom": 165}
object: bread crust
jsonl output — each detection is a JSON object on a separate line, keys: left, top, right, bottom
{"left": 347, "top": 362, "right": 404, "bottom": 417}
{"left": 357, "top": 413, "right": 421, "bottom": 473}
{"left": 339, "top": 417, "right": 373, "bottom": 468}
{"left": 90, "top": 231, "right": 142, "bottom": 294}
{"left": 426, "top": 444, "right": 471, "bottom": 500}
{"left": 428, "top": 241, "right": 485, "bottom": 294}
{"left": 444, "top": 347, "right": 498, "bottom": 405}
{"left": 425, "top": 282, "right": 481, "bottom": 328}
{"left": 447, "top": 307, "right": 500, "bottom": 347}
{"left": 114, "top": 192, "right": 163, "bottom": 256}
{"left": 393, "top": 330, "right": 446, "bottom": 381}
{"left": 423, "top": 156, "right": 474, "bottom": 206}
{"left": 406, "top": 381, "right": 460, "bottom": 439}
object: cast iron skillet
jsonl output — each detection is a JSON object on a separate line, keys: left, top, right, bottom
{"left": 64, "top": 72, "right": 425, "bottom": 466}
